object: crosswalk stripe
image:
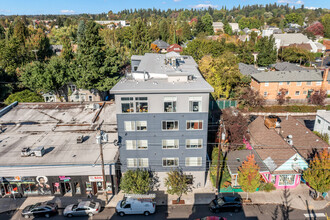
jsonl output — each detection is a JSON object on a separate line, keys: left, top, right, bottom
{"left": 303, "top": 213, "right": 326, "bottom": 218}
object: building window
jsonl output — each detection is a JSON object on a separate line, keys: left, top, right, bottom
{"left": 136, "top": 121, "right": 147, "bottom": 131}
{"left": 296, "top": 82, "right": 302, "bottom": 86}
{"left": 164, "top": 97, "right": 177, "bottom": 112}
{"left": 263, "top": 92, "right": 268, "bottom": 97}
{"left": 278, "top": 174, "right": 295, "bottom": 186}
{"left": 316, "top": 81, "right": 322, "bottom": 86}
{"left": 127, "top": 158, "right": 137, "bottom": 168}
{"left": 137, "top": 140, "right": 148, "bottom": 150}
{"left": 279, "top": 82, "right": 283, "bottom": 85}
{"left": 135, "top": 97, "right": 148, "bottom": 113}
{"left": 121, "top": 97, "right": 134, "bottom": 113}
{"left": 287, "top": 82, "right": 291, "bottom": 85}
{"left": 186, "top": 120, "right": 203, "bottom": 130}
{"left": 138, "top": 158, "right": 149, "bottom": 167}
{"left": 124, "top": 121, "right": 135, "bottom": 131}
{"left": 328, "top": 126, "right": 330, "bottom": 131}
{"left": 185, "top": 157, "right": 202, "bottom": 166}
{"left": 318, "top": 119, "right": 321, "bottom": 124}
{"left": 303, "top": 91, "right": 307, "bottom": 95}
{"left": 162, "top": 158, "right": 179, "bottom": 167}
{"left": 189, "top": 97, "right": 202, "bottom": 112}
{"left": 265, "top": 82, "right": 269, "bottom": 86}
{"left": 162, "top": 120, "right": 179, "bottom": 130}
{"left": 295, "top": 91, "right": 300, "bottom": 96}
{"left": 270, "top": 175, "right": 276, "bottom": 184}
{"left": 126, "top": 140, "right": 136, "bottom": 150}
{"left": 307, "top": 81, "right": 312, "bottom": 86}
{"left": 186, "top": 139, "right": 203, "bottom": 149}
{"left": 264, "top": 173, "right": 270, "bottom": 181}
{"left": 162, "top": 139, "right": 179, "bottom": 149}
{"left": 88, "top": 96, "right": 93, "bottom": 101}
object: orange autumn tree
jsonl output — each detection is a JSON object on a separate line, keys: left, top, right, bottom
{"left": 238, "top": 154, "right": 260, "bottom": 200}
{"left": 150, "top": 43, "right": 160, "bottom": 53}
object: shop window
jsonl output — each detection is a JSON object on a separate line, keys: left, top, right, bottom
{"left": 10, "top": 184, "right": 19, "bottom": 193}
{"left": 86, "top": 182, "right": 92, "bottom": 192}
{"left": 52, "top": 183, "right": 61, "bottom": 194}
{"left": 64, "top": 182, "right": 72, "bottom": 193}
{"left": 96, "top": 182, "right": 103, "bottom": 192}
{"left": 106, "top": 182, "right": 112, "bottom": 193}
{"left": 74, "top": 182, "right": 81, "bottom": 194}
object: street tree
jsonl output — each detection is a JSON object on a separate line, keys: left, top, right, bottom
{"left": 238, "top": 154, "right": 261, "bottom": 200}
{"left": 120, "top": 169, "right": 153, "bottom": 194}
{"left": 165, "top": 169, "right": 191, "bottom": 201}
{"left": 303, "top": 149, "right": 330, "bottom": 198}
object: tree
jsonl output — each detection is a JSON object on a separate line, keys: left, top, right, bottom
{"left": 308, "top": 89, "right": 327, "bottom": 106}
{"left": 4, "top": 90, "right": 43, "bottom": 105}
{"left": 321, "top": 14, "right": 330, "bottom": 38}
{"left": 0, "top": 24, "right": 5, "bottom": 40}
{"left": 0, "top": 68, "right": 13, "bottom": 101}
{"left": 237, "top": 41, "right": 254, "bottom": 64}
{"left": 209, "top": 147, "right": 231, "bottom": 188}
{"left": 26, "top": 28, "right": 52, "bottom": 61}
{"left": 12, "top": 17, "right": 29, "bottom": 45}
{"left": 202, "top": 13, "right": 214, "bottom": 35}
{"left": 279, "top": 47, "right": 313, "bottom": 64}
{"left": 276, "top": 88, "right": 288, "bottom": 105}
{"left": 238, "top": 154, "right": 261, "bottom": 200}
{"left": 223, "top": 20, "right": 232, "bottom": 35}
{"left": 303, "top": 149, "right": 330, "bottom": 198}
{"left": 305, "top": 22, "right": 324, "bottom": 37}
{"left": 237, "top": 87, "right": 265, "bottom": 108}
{"left": 61, "top": 36, "right": 74, "bottom": 61}
{"left": 131, "top": 18, "right": 151, "bottom": 54}
{"left": 256, "top": 36, "right": 277, "bottom": 66}
{"left": 159, "top": 19, "right": 170, "bottom": 41}
{"left": 120, "top": 169, "right": 153, "bottom": 194}
{"left": 285, "top": 13, "right": 304, "bottom": 26}
{"left": 165, "top": 169, "right": 191, "bottom": 201}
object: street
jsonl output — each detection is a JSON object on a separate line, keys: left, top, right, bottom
{"left": 0, "top": 204, "right": 329, "bottom": 220}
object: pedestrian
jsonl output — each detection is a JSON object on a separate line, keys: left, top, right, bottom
{"left": 87, "top": 191, "right": 93, "bottom": 199}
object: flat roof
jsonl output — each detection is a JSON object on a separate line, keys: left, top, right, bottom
{"left": 111, "top": 53, "right": 214, "bottom": 94}
{"left": 251, "top": 70, "right": 323, "bottom": 82}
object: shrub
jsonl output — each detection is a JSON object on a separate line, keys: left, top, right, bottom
{"left": 313, "top": 131, "right": 329, "bottom": 144}
{"left": 4, "top": 90, "right": 43, "bottom": 105}
{"left": 259, "top": 182, "right": 276, "bottom": 192}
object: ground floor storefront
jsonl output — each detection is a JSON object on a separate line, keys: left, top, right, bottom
{"left": 0, "top": 174, "right": 120, "bottom": 198}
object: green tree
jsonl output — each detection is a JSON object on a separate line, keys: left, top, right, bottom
{"left": 223, "top": 20, "right": 232, "bottom": 35}
{"left": 181, "top": 21, "right": 192, "bottom": 41}
{"left": 278, "top": 47, "right": 313, "bottom": 64}
{"left": 4, "top": 90, "right": 43, "bottom": 105}
{"left": 165, "top": 169, "right": 190, "bottom": 201}
{"left": 26, "top": 28, "right": 52, "bottom": 61}
{"left": 303, "top": 149, "right": 330, "bottom": 198}
{"left": 285, "top": 13, "right": 304, "bottom": 26}
{"left": 321, "top": 14, "right": 330, "bottom": 38}
{"left": 131, "top": 18, "right": 151, "bottom": 54}
{"left": 0, "top": 24, "right": 5, "bottom": 40}
{"left": 61, "top": 36, "right": 74, "bottom": 61}
{"left": 77, "top": 20, "right": 86, "bottom": 44}
{"left": 0, "top": 68, "right": 13, "bottom": 101}
{"left": 12, "top": 17, "right": 29, "bottom": 45}
{"left": 202, "top": 13, "right": 214, "bottom": 35}
{"left": 209, "top": 147, "right": 231, "bottom": 188}
{"left": 120, "top": 169, "right": 153, "bottom": 194}
{"left": 238, "top": 154, "right": 260, "bottom": 200}
{"left": 159, "top": 19, "right": 170, "bottom": 41}
{"left": 256, "top": 36, "right": 277, "bottom": 66}
{"left": 238, "top": 41, "right": 254, "bottom": 64}
{"left": 195, "top": 17, "right": 205, "bottom": 35}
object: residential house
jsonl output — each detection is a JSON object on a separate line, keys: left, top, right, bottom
{"left": 314, "top": 110, "right": 330, "bottom": 138}
{"left": 50, "top": 45, "right": 63, "bottom": 56}
{"left": 250, "top": 28, "right": 261, "bottom": 35}
{"left": 151, "top": 40, "right": 170, "bottom": 53}
{"left": 238, "top": 35, "right": 250, "bottom": 42}
{"left": 95, "top": 20, "right": 128, "bottom": 29}
{"left": 238, "top": 63, "right": 259, "bottom": 76}
{"left": 262, "top": 28, "right": 282, "bottom": 37}
{"left": 110, "top": 53, "right": 214, "bottom": 188}
{"left": 229, "top": 23, "right": 240, "bottom": 33}
{"left": 212, "top": 22, "right": 224, "bottom": 33}
{"left": 242, "top": 28, "right": 251, "bottom": 35}
{"left": 272, "top": 62, "right": 304, "bottom": 71}
{"left": 250, "top": 68, "right": 329, "bottom": 100}
{"left": 248, "top": 117, "right": 308, "bottom": 189}
{"left": 323, "top": 40, "right": 330, "bottom": 53}
{"left": 274, "top": 33, "right": 309, "bottom": 51}
{"left": 167, "top": 44, "right": 183, "bottom": 53}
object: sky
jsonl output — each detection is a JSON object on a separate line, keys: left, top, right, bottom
{"left": 0, "top": 0, "right": 328, "bottom": 15}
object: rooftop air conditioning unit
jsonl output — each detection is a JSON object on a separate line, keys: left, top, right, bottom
{"left": 31, "top": 146, "right": 45, "bottom": 157}
{"left": 77, "top": 135, "right": 84, "bottom": 143}
{"left": 21, "top": 147, "right": 32, "bottom": 157}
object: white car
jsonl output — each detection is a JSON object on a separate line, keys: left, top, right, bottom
{"left": 315, "top": 58, "right": 322, "bottom": 62}
{"left": 63, "top": 201, "right": 100, "bottom": 217}
{"left": 115, "top": 198, "right": 156, "bottom": 217}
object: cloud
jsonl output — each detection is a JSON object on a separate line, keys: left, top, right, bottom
{"left": 173, "top": 0, "right": 182, "bottom": 2}
{"left": 191, "top": 4, "right": 218, "bottom": 8}
{"left": 60, "top": 9, "right": 75, "bottom": 14}
{"left": 295, "top": 0, "right": 304, "bottom": 4}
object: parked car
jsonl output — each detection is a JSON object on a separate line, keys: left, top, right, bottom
{"left": 315, "top": 58, "right": 322, "bottom": 62}
{"left": 209, "top": 196, "right": 242, "bottom": 213}
{"left": 115, "top": 198, "right": 156, "bottom": 216}
{"left": 63, "top": 201, "right": 100, "bottom": 217}
{"left": 21, "top": 201, "right": 58, "bottom": 218}
{"left": 196, "top": 217, "right": 227, "bottom": 220}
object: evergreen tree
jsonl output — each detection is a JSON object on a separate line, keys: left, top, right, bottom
{"left": 0, "top": 24, "right": 5, "bottom": 40}
{"left": 202, "top": 13, "right": 214, "bottom": 35}
{"left": 256, "top": 36, "right": 277, "bottom": 66}
{"left": 4, "top": 90, "right": 43, "bottom": 105}
{"left": 238, "top": 41, "right": 254, "bottom": 64}
{"left": 131, "top": 18, "right": 150, "bottom": 54}
{"left": 26, "top": 28, "right": 52, "bottom": 61}
{"left": 61, "top": 36, "right": 74, "bottom": 61}
{"left": 77, "top": 20, "right": 86, "bottom": 45}
{"left": 159, "top": 19, "right": 170, "bottom": 41}
{"left": 195, "top": 17, "right": 205, "bottom": 34}
{"left": 223, "top": 20, "right": 232, "bottom": 35}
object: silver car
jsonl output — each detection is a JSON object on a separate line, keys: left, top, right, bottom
{"left": 63, "top": 201, "right": 100, "bottom": 217}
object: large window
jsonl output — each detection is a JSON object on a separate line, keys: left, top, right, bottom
{"left": 138, "top": 158, "right": 149, "bottom": 167}
{"left": 189, "top": 97, "right": 202, "bottom": 112}
{"left": 162, "top": 139, "right": 179, "bottom": 149}
{"left": 278, "top": 174, "right": 295, "bottom": 186}
{"left": 127, "top": 158, "right": 148, "bottom": 168}
{"left": 135, "top": 97, "right": 148, "bottom": 113}
{"left": 186, "top": 120, "right": 203, "bottom": 130}
{"left": 126, "top": 140, "right": 136, "bottom": 150}
{"left": 124, "top": 121, "right": 135, "bottom": 131}
{"left": 164, "top": 97, "right": 177, "bottom": 112}
{"left": 162, "top": 120, "right": 179, "bottom": 130}
{"left": 185, "top": 157, "right": 202, "bottom": 166}
{"left": 127, "top": 158, "right": 137, "bottom": 168}
{"left": 136, "top": 121, "right": 147, "bottom": 131}
{"left": 162, "top": 158, "right": 179, "bottom": 167}
{"left": 186, "top": 139, "right": 203, "bottom": 149}
{"left": 137, "top": 140, "right": 148, "bottom": 150}
{"left": 121, "top": 97, "right": 134, "bottom": 113}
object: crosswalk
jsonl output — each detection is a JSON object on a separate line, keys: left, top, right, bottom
{"left": 303, "top": 213, "right": 327, "bottom": 218}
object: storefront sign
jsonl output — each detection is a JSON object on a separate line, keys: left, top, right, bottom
{"left": 2, "top": 176, "right": 21, "bottom": 182}
{"left": 89, "top": 176, "right": 103, "bottom": 182}
{"left": 59, "top": 176, "right": 71, "bottom": 182}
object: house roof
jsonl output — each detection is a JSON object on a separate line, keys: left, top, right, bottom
{"left": 229, "top": 23, "right": 239, "bottom": 31}
{"left": 226, "top": 149, "right": 269, "bottom": 175}
{"left": 239, "top": 63, "right": 260, "bottom": 76}
{"left": 250, "top": 69, "right": 323, "bottom": 82}
{"left": 278, "top": 116, "right": 329, "bottom": 160}
{"left": 152, "top": 40, "right": 170, "bottom": 49}
{"left": 167, "top": 44, "right": 183, "bottom": 53}
{"left": 272, "top": 62, "right": 305, "bottom": 71}
{"left": 274, "top": 33, "right": 309, "bottom": 46}
{"left": 287, "top": 43, "right": 312, "bottom": 51}
{"left": 248, "top": 117, "right": 297, "bottom": 171}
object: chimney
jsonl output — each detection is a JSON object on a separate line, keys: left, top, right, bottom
{"left": 321, "top": 68, "right": 329, "bottom": 89}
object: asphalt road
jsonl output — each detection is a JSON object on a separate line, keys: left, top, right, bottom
{"left": 0, "top": 204, "right": 329, "bottom": 220}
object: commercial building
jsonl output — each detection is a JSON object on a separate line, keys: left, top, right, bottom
{"left": 0, "top": 102, "right": 120, "bottom": 198}
{"left": 110, "top": 52, "right": 214, "bottom": 188}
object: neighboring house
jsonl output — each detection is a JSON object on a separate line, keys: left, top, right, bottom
{"left": 248, "top": 117, "right": 309, "bottom": 189}
{"left": 274, "top": 33, "right": 310, "bottom": 51}
{"left": 95, "top": 20, "right": 128, "bottom": 29}
{"left": 43, "top": 85, "right": 102, "bottom": 102}
{"left": 242, "top": 28, "right": 251, "bottom": 34}
{"left": 311, "top": 42, "right": 326, "bottom": 53}
{"left": 110, "top": 53, "right": 214, "bottom": 189}
{"left": 250, "top": 28, "right": 261, "bottom": 35}
{"left": 250, "top": 68, "right": 329, "bottom": 100}
{"left": 272, "top": 62, "right": 305, "bottom": 71}
{"left": 50, "top": 45, "right": 63, "bottom": 56}
{"left": 167, "top": 44, "right": 183, "bottom": 53}
{"left": 151, "top": 40, "right": 170, "bottom": 53}
{"left": 288, "top": 23, "right": 301, "bottom": 29}
{"left": 226, "top": 149, "right": 269, "bottom": 187}
{"left": 238, "top": 63, "right": 259, "bottom": 76}
{"left": 262, "top": 28, "right": 282, "bottom": 37}
{"left": 229, "top": 23, "right": 240, "bottom": 33}
{"left": 314, "top": 110, "right": 330, "bottom": 138}
{"left": 212, "top": 22, "right": 224, "bottom": 33}
{"left": 238, "top": 35, "right": 250, "bottom": 42}
{"left": 323, "top": 40, "right": 330, "bottom": 53}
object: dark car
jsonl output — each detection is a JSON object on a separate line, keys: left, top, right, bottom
{"left": 22, "top": 202, "right": 58, "bottom": 218}
{"left": 209, "top": 196, "right": 242, "bottom": 213}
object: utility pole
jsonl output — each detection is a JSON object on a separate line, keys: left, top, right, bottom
{"left": 215, "top": 120, "right": 225, "bottom": 199}
{"left": 98, "top": 129, "right": 109, "bottom": 204}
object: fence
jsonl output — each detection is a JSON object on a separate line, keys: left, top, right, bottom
{"left": 209, "top": 100, "right": 237, "bottom": 111}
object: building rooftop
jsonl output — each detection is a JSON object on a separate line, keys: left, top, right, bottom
{"left": 0, "top": 102, "right": 118, "bottom": 176}
{"left": 272, "top": 62, "right": 305, "bottom": 71}
{"left": 152, "top": 40, "right": 170, "bottom": 49}
{"left": 251, "top": 69, "right": 323, "bottom": 82}
{"left": 239, "top": 63, "right": 259, "bottom": 76}
{"left": 273, "top": 33, "right": 309, "bottom": 46}
{"left": 110, "top": 53, "right": 214, "bottom": 94}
